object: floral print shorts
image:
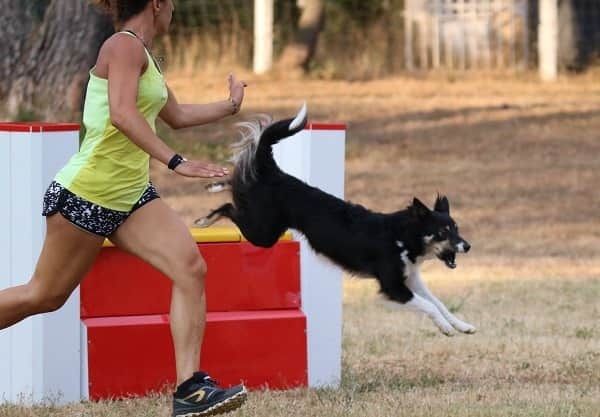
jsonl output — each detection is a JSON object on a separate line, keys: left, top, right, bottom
{"left": 42, "top": 181, "right": 160, "bottom": 237}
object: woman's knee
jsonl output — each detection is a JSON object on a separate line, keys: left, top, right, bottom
{"left": 172, "top": 251, "right": 207, "bottom": 288}
{"left": 25, "top": 282, "right": 71, "bottom": 314}
{"left": 191, "top": 255, "right": 208, "bottom": 282}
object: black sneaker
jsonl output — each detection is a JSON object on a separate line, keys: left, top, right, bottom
{"left": 172, "top": 372, "right": 247, "bottom": 417}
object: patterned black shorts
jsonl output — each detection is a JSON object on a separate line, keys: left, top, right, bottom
{"left": 42, "top": 181, "right": 160, "bottom": 237}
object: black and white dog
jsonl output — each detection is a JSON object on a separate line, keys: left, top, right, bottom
{"left": 196, "top": 104, "right": 476, "bottom": 336}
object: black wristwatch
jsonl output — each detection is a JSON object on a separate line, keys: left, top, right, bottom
{"left": 168, "top": 153, "right": 187, "bottom": 170}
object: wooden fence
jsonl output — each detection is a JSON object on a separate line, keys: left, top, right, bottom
{"left": 404, "top": 0, "right": 530, "bottom": 70}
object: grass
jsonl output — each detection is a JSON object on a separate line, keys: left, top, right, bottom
{"left": 2, "top": 70, "right": 600, "bottom": 416}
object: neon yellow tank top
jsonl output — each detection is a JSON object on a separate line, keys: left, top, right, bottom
{"left": 55, "top": 31, "right": 168, "bottom": 212}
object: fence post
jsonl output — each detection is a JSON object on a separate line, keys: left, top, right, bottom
{"left": 539, "top": 0, "right": 558, "bottom": 81}
{"left": 253, "top": 0, "right": 274, "bottom": 74}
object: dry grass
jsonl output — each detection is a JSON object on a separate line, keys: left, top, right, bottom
{"left": 3, "top": 71, "right": 600, "bottom": 416}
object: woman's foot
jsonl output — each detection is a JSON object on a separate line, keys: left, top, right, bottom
{"left": 172, "top": 372, "right": 247, "bottom": 417}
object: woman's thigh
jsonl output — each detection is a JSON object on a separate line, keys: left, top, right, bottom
{"left": 30, "top": 213, "right": 104, "bottom": 298}
{"left": 109, "top": 199, "right": 204, "bottom": 281}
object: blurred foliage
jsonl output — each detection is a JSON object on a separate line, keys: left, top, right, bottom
{"left": 168, "top": 0, "right": 405, "bottom": 77}
{"left": 171, "top": 0, "right": 402, "bottom": 29}
{"left": 14, "top": 107, "right": 41, "bottom": 122}
{"left": 31, "top": 0, "right": 584, "bottom": 78}
{"left": 326, "top": 0, "right": 402, "bottom": 28}
{"left": 170, "top": 0, "right": 299, "bottom": 58}
{"left": 22, "top": 0, "right": 600, "bottom": 79}
{"left": 318, "top": 0, "right": 405, "bottom": 78}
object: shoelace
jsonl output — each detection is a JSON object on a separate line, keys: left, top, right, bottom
{"left": 198, "top": 374, "right": 220, "bottom": 387}
{"left": 205, "top": 377, "right": 219, "bottom": 386}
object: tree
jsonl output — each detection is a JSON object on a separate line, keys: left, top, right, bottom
{"left": 0, "top": 0, "right": 39, "bottom": 100}
{"left": 276, "top": 0, "right": 325, "bottom": 75}
{"left": 557, "top": 0, "right": 582, "bottom": 71}
{"left": 0, "top": 0, "right": 113, "bottom": 121}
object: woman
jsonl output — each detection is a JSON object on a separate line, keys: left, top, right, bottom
{"left": 0, "top": 0, "right": 247, "bottom": 415}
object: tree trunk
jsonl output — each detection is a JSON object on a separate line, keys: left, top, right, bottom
{"left": 0, "top": 0, "right": 39, "bottom": 99}
{"left": 276, "top": 0, "right": 324, "bottom": 75}
{"left": 557, "top": 0, "right": 581, "bottom": 71}
{"left": 1, "top": 0, "right": 113, "bottom": 121}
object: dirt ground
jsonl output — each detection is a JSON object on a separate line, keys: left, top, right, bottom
{"left": 2, "top": 72, "right": 599, "bottom": 416}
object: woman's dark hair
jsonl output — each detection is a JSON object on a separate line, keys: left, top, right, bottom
{"left": 94, "top": 0, "right": 158, "bottom": 24}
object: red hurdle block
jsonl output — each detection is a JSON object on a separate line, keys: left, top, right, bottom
{"left": 83, "top": 310, "right": 307, "bottom": 400}
{"left": 80, "top": 227, "right": 308, "bottom": 400}
{"left": 81, "top": 237, "right": 301, "bottom": 317}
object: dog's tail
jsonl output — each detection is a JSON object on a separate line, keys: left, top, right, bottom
{"left": 228, "top": 102, "right": 308, "bottom": 186}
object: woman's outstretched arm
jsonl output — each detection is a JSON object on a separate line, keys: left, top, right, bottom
{"left": 160, "top": 73, "right": 247, "bottom": 129}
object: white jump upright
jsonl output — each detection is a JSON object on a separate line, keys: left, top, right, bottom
{"left": 0, "top": 123, "right": 80, "bottom": 404}
{"left": 273, "top": 122, "right": 346, "bottom": 387}
{"left": 539, "top": 0, "right": 558, "bottom": 81}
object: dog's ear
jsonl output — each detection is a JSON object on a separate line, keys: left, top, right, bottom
{"left": 434, "top": 194, "right": 450, "bottom": 214}
{"left": 410, "top": 197, "right": 431, "bottom": 219}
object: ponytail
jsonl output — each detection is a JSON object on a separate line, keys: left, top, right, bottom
{"left": 92, "top": 0, "right": 155, "bottom": 25}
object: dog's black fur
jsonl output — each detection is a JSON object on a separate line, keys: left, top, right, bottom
{"left": 197, "top": 106, "right": 472, "bottom": 324}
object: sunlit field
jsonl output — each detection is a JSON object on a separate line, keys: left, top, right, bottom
{"left": 2, "top": 71, "right": 599, "bottom": 416}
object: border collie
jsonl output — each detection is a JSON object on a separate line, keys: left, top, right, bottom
{"left": 196, "top": 104, "right": 476, "bottom": 336}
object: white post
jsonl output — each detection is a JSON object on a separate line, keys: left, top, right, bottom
{"left": 0, "top": 128, "right": 11, "bottom": 401}
{"left": 0, "top": 123, "right": 80, "bottom": 404}
{"left": 253, "top": 0, "right": 274, "bottom": 74}
{"left": 431, "top": 0, "right": 441, "bottom": 69}
{"left": 273, "top": 123, "right": 345, "bottom": 387}
{"left": 539, "top": 0, "right": 558, "bottom": 81}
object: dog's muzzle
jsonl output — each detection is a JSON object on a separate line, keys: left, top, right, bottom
{"left": 438, "top": 239, "right": 470, "bottom": 269}
{"left": 455, "top": 240, "right": 471, "bottom": 253}
{"left": 438, "top": 250, "right": 457, "bottom": 269}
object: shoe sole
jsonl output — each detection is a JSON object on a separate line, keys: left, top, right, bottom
{"left": 175, "top": 388, "right": 248, "bottom": 417}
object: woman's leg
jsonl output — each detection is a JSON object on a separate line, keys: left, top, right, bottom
{"left": 109, "top": 199, "right": 206, "bottom": 386}
{"left": 0, "top": 214, "right": 104, "bottom": 329}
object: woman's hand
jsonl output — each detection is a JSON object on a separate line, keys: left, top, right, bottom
{"left": 228, "top": 73, "right": 247, "bottom": 114}
{"left": 174, "top": 160, "right": 229, "bottom": 178}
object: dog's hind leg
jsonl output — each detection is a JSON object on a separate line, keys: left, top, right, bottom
{"left": 377, "top": 262, "right": 456, "bottom": 336}
{"left": 405, "top": 267, "right": 476, "bottom": 334}
{"left": 194, "top": 203, "right": 235, "bottom": 228}
{"left": 194, "top": 204, "right": 283, "bottom": 247}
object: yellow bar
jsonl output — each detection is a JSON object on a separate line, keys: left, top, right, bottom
{"left": 190, "top": 227, "right": 241, "bottom": 243}
{"left": 103, "top": 227, "right": 293, "bottom": 247}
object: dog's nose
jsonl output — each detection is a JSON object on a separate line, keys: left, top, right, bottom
{"left": 463, "top": 242, "right": 471, "bottom": 253}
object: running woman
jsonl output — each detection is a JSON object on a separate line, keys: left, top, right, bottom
{"left": 0, "top": 0, "right": 247, "bottom": 415}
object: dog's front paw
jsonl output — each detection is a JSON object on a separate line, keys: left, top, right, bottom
{"left": 452, "top": 320, "right": 477, "bottom": 334}
{"left": 434, "top": 320, "right": 456, "bottom": 337}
